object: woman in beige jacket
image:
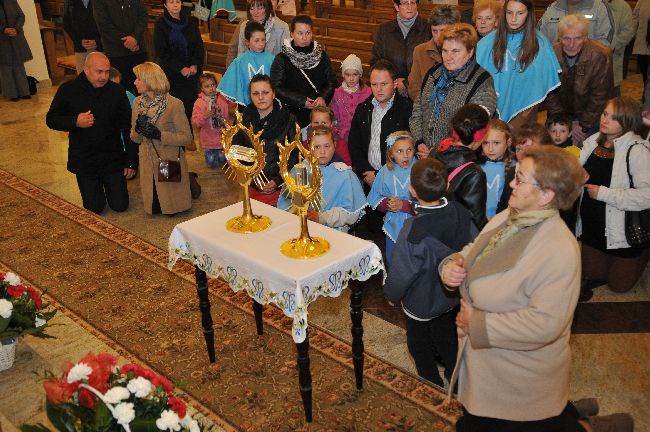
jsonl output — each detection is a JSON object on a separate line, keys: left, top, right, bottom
{"left": 440, "top": 146, "right": 585, "bottom": 430}
{"left": 131, "top": 62, "right": 193, "bottom": 215}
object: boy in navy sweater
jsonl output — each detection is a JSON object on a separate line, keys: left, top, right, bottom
{"left": 384, "top": 158, "right": 478, "bottom": 387}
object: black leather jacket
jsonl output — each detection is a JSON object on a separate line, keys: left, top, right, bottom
{"left": 432, "top": 145, "right": 488, "bottom": 229}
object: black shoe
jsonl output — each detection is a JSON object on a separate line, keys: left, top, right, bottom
{"left": 20, "top": 95, "right": 31, "bottom": 100}
{"left": 579, "top": 278, "right": 603, "bottom": 303}
{"left": 9, "top": 97, "right": 19, "bottom": 102}
{"left": 189, "top": 172, "right": 201, "bottom": 199}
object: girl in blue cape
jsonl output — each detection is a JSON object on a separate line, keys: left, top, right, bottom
{"left": 278, "top": 126, "right": 367, "bottom": 233}
{"left": 218, "top": 21, "right": 275, "bottom": 106}
{"left": 367, "top": 131, "right": 417, "bottom": 265}
{"left": 476, "top": 0, "right": 561, "bottom": 126}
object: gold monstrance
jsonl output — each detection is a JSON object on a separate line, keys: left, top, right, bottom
{"left": 277, "top": 125, "right": 330, "bottom": 259}
{"left": 222, "top": 111, "right": 272, "bottom": 233}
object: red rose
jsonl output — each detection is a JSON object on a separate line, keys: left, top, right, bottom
{"left": 167, "top": 397, "right": 187, "bottom": 419}
{"left": 6, "top": 285, "right": 25, "bottom": 298}
{"left": 24, "top": 286, "right": 43, "bottom": 309}
{"left": 43, "top": 378, "right": 74, "bottom": 404}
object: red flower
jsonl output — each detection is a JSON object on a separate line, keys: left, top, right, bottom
{"left": 6, "top": 285, "right": 43, "bottom": 309}
{"left": 78, "top": 352, "right": 116, "bottom": 393}
{"left": 168, "top": 396, "right": 187, "bottom": 419}
{"left": 121, "top": 363, "right": 144, "bottom": 377}
{"left": 43, "top": 378, "right": 74, "bottom": 404}
{"left": 151, "top": 375, "right": 173, "bottom": 394}
{"left": 78, "top": 387, "right": 97, "bottom": 410}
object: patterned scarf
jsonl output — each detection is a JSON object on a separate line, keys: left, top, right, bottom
{"left": 164, "top": 12, "right": 188, "bottom": 59}
{"left": 475, "top": 208, "right": 558, "bottom": 262}
{"left": 341, "top": 81, "right": 360, "bottom": 94}
{"left": 282, "top": 39, "right": 323, "bottom": 69}
{"left": 428, "top": 60, "right": 472, "bottom": 116}
{"left": 138, "top": 93, "right": 168, "bottom": 124}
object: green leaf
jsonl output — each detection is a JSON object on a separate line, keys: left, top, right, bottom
{"left": 93, "top": 400, "right": 113, "bottom": 432}
{"left": 45, "top": 400, "right": 78, "bottom": 432}
{"left": 0, "top": 316, "right": 9, "bottom": 333}
{"left": 130, "top": 419, "right": 158, "bottom": 432}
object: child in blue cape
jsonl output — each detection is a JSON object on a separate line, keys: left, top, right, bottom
{"left": 278, "top": 125, "right": 367, "bottom": 233}
{"left": 367, "top": 131, "right": 416, "bottom": 264}
{"left": 480, "top": 119, "right": 515, "bottom": 219}
{"left": 217, "top": 21, "right": 275, "bottom": 106}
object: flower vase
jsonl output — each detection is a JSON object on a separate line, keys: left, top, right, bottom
{"left": 0, "top": 339, "right": 17, "bottom": 371}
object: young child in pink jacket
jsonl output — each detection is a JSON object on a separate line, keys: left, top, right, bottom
{"left": 191, "top": 73, "right": 231, "bottom": 168}
{"left": 330, "top": 54, "right": 372, "bottom": 162}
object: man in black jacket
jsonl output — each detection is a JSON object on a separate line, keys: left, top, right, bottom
{"left": 46, "top": 52, "right": 137, "bottom": 214}
{"left": 63, "top": 0, "right": 103, "bottom": 73}
{"left": 348, "top": 60, "right": 413, "bottom": 189}
{"left": 93, "top": 0, "right": 147, "bottom": 94}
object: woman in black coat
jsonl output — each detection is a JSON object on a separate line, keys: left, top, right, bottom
{"left": 153, "top": 0, "right": 204, "bottom": 123}
{"left": 270, "top": 14, "right": 337, "bottom": 128}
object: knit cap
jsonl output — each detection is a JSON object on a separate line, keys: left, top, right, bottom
{"left": 340, "top": 54, "right": 363, "bottom": 75}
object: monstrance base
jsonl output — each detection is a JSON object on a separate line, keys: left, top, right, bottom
{"left": 226, "top": 214, "right": 272, "bottom": 234}
{"left": 280, "top": 236, "right": 330, "bottom": 259}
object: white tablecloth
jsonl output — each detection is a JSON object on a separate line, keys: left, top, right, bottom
{"left": 168, "top": 200, "right": 385, "bottom": 343}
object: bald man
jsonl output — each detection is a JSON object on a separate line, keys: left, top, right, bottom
{"left": 46, "top": 52, "right": 138, "bottom": 214}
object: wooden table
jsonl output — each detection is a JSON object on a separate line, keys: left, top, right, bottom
{"left": 169, "top": 200, "right": 385, "bottom": 422}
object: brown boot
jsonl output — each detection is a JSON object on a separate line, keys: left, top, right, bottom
{"left": 189, "top": 172, "right": 201, "bottom": 199}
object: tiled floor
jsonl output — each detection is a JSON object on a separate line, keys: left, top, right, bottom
{"left": 1, "top": 77, "right": 649, "bottom": 431}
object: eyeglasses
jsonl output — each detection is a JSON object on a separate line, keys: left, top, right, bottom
{"left": 514, "top": 171, "right": 540, "bottom": 188}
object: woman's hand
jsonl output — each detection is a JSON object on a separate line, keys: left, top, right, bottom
{"left": 456, "top": 299, "right": 474, "bottom": 338}
{"left": 262, "top": 179, "right": 278, "bottom": 194}
{"left": 304, "top": 97, "right": 315, "bottom": 108}
{"left": 441, "top": 257, "right": 466, "bottom": 288}
{"left": 387, "top": 197, "right": 402, "bottom": 212}
{"left": 181, "top": 67, "right": 191, "bottom": 77}
{"left": 585, "top": 184, "right": 600, "bottom": 199}
{"left": 3, "top": 27, "right": 17, "bottom": 37}
{"left": 312, "top": 97, "right": 326, "bottom": 107}
{"left": 189, "top": 65, "right": 198, "bottom": 75}
{"left": 306, "top": 209, "right": 319, "bottom": 222}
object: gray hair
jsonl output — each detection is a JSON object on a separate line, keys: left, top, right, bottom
{"left": 557, "top": 14, "right": 589, "bottom": 38}
{"left": 429, "top": 5, "right": 460, "bottom": 26}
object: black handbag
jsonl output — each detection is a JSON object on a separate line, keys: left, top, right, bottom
{"left": 624, "top": 143, "right": 650, "bottom": 248}
{"left": 153, "top": 145, "right": 182, "bottom": 183}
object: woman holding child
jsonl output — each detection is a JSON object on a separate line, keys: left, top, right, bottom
{"left": 441, "top": 146, "right": 585, "bottom": 430}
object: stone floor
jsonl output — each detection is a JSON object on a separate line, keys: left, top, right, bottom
{"left": 1, "top": 76, "right": 649, "bottom": 431}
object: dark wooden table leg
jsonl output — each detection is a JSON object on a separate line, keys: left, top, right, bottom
{"left": 296, "top": 331, "right": 313, "bottom": 423}
{"left": 195, "top": 266, "right": 216, "bottom": 363}
{"left": 252, "top": 299, "right": 263, "bottom": 335}
{"left": 350, "top": 281, "right": 364, "bottom": 390}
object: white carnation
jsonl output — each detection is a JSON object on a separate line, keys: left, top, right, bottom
{"left": 103, "top": 386, "right": 130, "bottom": 404}
{"left": 180, "top": 417, "right": 200, "bottom": 432}
{"left": 67, "top": 362, "right": 93, "bottom": 383}
{"left": 127, "top": 376, "right": 152, "bottom": 398}
{"left": 35, "top": 317, "right": 46, "bottom": 328}
{"left": 0, "top": 299, "right": 13, "bottom": 319}
{"left": 156, "top": 410, "right": 181, "bottom": 431}
{"left": 3, "top": 272, "right": 20, "bottom": 286}
{"left": 113, "top": 402, "right": 136, "bottom": 426}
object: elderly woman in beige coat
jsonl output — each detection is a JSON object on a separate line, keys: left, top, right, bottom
{"left": 440, "top": 146, "right": 586, "bottom": 431}
{"left": 131, "top": 62, "right": 193, "bottom": 215}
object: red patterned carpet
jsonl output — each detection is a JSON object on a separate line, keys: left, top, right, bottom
{"left": 0, "top": 168, "right": 459, "bottom": 431}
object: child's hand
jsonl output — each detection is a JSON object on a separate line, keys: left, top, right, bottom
{"left": 203, "top": 109, "right": 212, "bottom": 121}
{"left": 416, "top": 143, "right": 430, "bottom": 159}
{"left": 387, "top": 197, "right": 402, "bottom": 212}
{"left": 306, "top": 210, "right": 319, "bottom": 222}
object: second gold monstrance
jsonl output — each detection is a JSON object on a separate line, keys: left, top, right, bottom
{"left": 277, "top": 125, "right": 330, "bottom": 259}
{"left": 222, "top": 111, "right": 272, "bottom": 233}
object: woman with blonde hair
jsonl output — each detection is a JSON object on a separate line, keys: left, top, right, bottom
{"left": 131, "top": 61, "right": 193, "bottom": 215}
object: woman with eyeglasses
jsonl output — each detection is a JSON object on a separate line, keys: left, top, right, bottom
{"left": 440, "top": 145, "right": 586, "bottom": 431}
{"left": 371, "top": 0, "right": 431, "bottom": 98}
{"left": 226, "top": 0, "right": 289, "bottom": 66}
{"left": 577, "top": 96, "right": 650, "bottom": 301}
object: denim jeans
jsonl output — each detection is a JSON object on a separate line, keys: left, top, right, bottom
{"left": 205, "top": 149, "right": 226, "bottom": 168}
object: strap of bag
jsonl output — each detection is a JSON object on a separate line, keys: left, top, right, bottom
{"left": 299, "top": 69, "right": 319, "bottom": 95}
{"left": 448, "top": 161, "right": 474, "bottom": 184}
{"left": 625, "top": 142, "right": 650, "bottom": 188}
{"left": 151, "top": 143, "right": 181, "bottom": 162}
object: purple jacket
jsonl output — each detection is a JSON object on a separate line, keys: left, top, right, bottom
{"left": 330, "top": 85, "right": 372, "bottom": 142}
